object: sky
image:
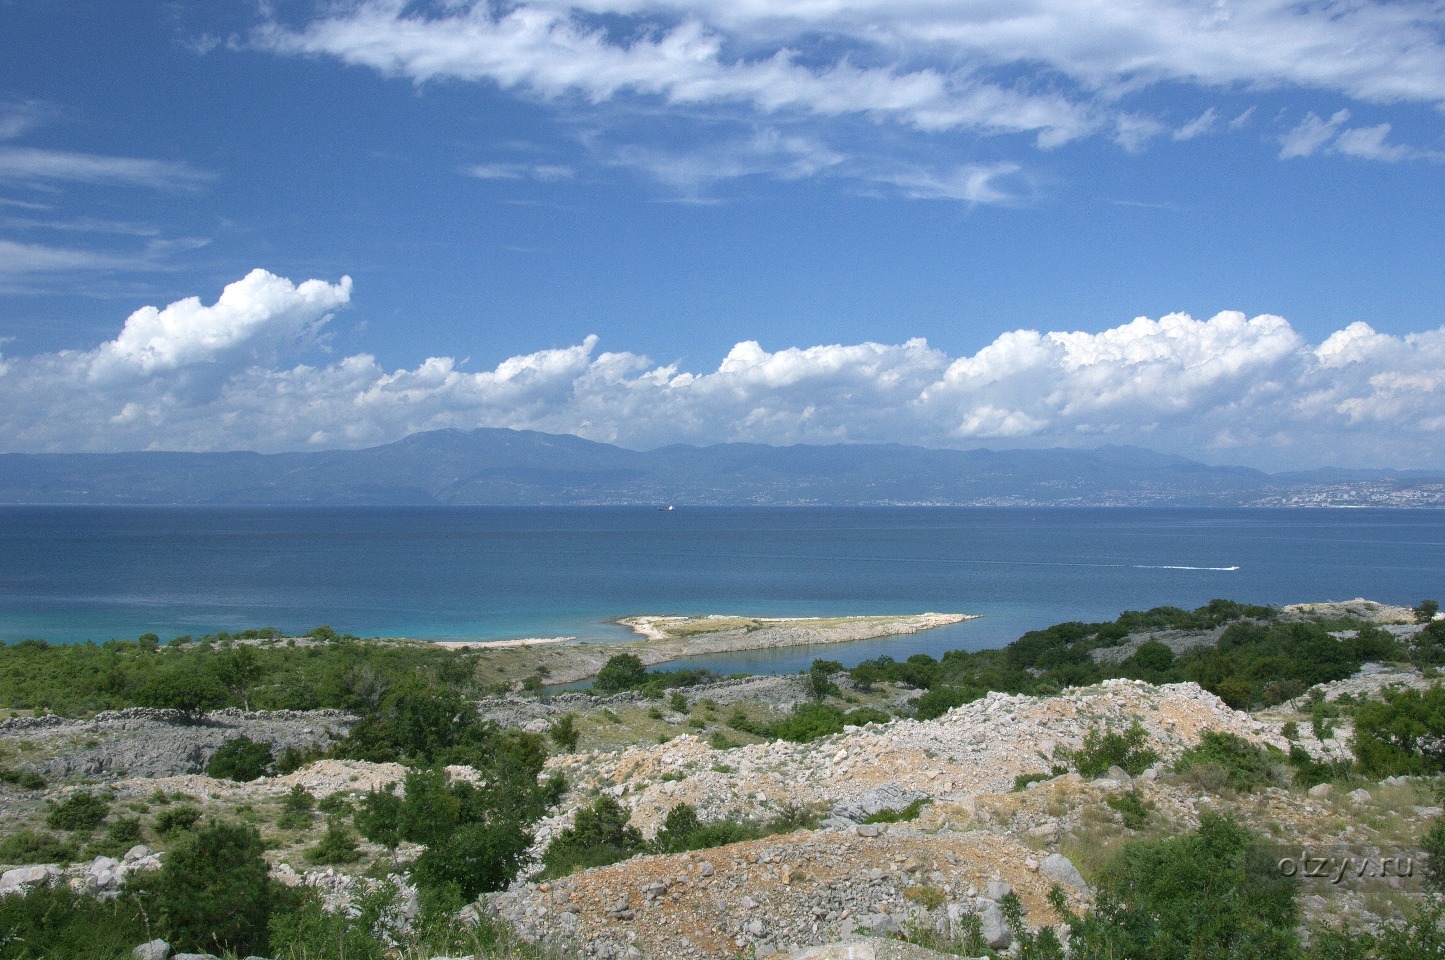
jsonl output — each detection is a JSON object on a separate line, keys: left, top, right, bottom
{"left": 0, "top": 0, "right": 1443, "bottom": 470}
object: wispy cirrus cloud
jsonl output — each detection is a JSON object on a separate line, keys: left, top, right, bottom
{"left": 1279, "top": 109, "right": 1442, "bottom": 162}
{"left": 3, "top": 270, "right": 1444, "bottom": 469}
{"left": 465, "top": 162, "right": 575, "bottom": 181}
{"left": 0, "top": 146, "right": 211, "bottom": 190}
{"left": 252, "top": 0, "right": 1445, "bottom": 199}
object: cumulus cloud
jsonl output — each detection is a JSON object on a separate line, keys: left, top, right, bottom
{"left": 254, "top": 0, "right": 1445, "bottom": 188}
{"left": 3, "top": 271, "right": 1445, "bottom": 469}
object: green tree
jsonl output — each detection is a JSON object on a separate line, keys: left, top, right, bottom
{"left": 135, "top": 662, "right": 228, "bottom": 718}
{"left": 807, "top": 659, "right": 841, "bottom": 701}
{"left": 593, "top": 654, "right": 648, "bottom": 693}
{"left": 1417, "top": 599, "right": 1440, "bottom": 624}
{"left": 549, "top": 713, "right": 580, "bottom": 752}
{"left": 211, "top": 646, "right": 262, "bottom": 710}
{"left": 205, "top": 735, "right": 274, "bottom": 782}
{"left": 651, "top": 802, "right": 702, "bottom": 854}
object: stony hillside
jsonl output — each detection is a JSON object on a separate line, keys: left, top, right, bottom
{"left": 2, "top": 607, "right": 1441, "bottom": 960}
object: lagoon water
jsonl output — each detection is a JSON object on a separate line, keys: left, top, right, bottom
{"left": 1, "top": 506, "right": 1441, "bottom": 674}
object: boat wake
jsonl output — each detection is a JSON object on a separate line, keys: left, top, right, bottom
{"left": 1135, "top": 564, "right": 1240, "bottom": 571}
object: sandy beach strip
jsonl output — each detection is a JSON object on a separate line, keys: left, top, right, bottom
{"left": 431, "top": 636, "right": 576, "bottom": 650}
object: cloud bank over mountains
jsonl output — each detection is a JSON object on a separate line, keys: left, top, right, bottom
{"left": 1, "top": 270, "right": 1441, "bottom": 469}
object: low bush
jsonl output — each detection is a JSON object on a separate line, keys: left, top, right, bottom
{"left": 1286, "top": 744, "right": 1352, "bottom": 789}
{"left": 83, "top": 817, "right": 144, "bottom": 858}
{"left": 648, "top": 801, "right": 820, "bottom": 856}
{"left": 1104, "top": 788, "right": 1153, "bottom": 829}
{"left": 0, "top": 829, "right": 78, "bottom": 865}
{"left": 148, "top": 821, "right": 275, "bottom": 957}
{"left": 548, "top": 713, "right": 579, "bottom": 752}
{"left": 539, "top": 794, "right": 644, "bottom": 879}
{"left": 305, "top": 818, "right": 362, "bottom": 865}
{"left": 44, "top": 790, "right": 111, "bottom": 832}
{"left": 277, "top": 784, "right": 316, "bottom": 830}
{"left": 861, "top": 798, "right": 930, "bottom": 824}
{"left": 1057, "top": 813, "right": 1298, "bottom": 960}
{"left": 1173, "top": 731, "right": 1283, "bottom": 793}
{"left": 0, "top": 877, "right": 150, "bottom": 959}
{"left": 1353, "top": 686, "right": 1445, "bottom": 777}
{"left": 0, "top": 766, "right": 46, "bottom": 790}
{"left": 1066, "top": 721, "right": 1159, "bottom": 779}
{"left": 153, "top": 805, "right": 201, "bottom": 836}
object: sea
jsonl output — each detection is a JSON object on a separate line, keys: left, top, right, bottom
{"left": 1, "top": 506, "right": 1441, "bottom": 675}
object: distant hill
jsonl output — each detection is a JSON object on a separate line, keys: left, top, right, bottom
{"left": 0, "top": 428, "right": 1441, "bottom": 506}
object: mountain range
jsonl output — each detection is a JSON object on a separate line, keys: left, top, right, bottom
{"left": 1, "top": 428, "right": 1441, "bottom": 507}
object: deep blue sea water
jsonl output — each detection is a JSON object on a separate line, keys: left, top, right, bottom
{"left": 1, "top": 507, "right": 1441, "bottom": 674}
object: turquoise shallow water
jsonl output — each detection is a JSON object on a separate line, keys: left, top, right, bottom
{"left": 1, "top": 506, "right": 1441, "bottom": 673}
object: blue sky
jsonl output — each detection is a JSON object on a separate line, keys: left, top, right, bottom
{"left": 1, "top": 0, "right": 1443, "bottom": 468}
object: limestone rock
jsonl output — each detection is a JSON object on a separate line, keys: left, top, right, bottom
{"left": 132, "top": 940, "right": 172, "bottom": 960}
{"left": 977, "top": 900, "right": 1012, "bottom": 950}
{"left": 1039, "top": 853, "right": 1088, "bottom": 893}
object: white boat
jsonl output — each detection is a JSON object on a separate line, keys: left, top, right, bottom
{"left": 657, "top": 505, "right": 674, "bottom": 511}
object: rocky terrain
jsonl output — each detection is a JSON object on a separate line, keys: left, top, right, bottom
{"left": 2, "top": 607, "right": 1441, "bottom": 959}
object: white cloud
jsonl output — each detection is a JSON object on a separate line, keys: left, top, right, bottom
{"left": 465, "top": 162, "right": 575, "bottom": 181}
{"left": 3, "top": 271, "right": 1445, "bottom": 468}
{"left": 1279, "top": 110, "right": 1438, "bottom": 161}
{"left": 1279, "top": 109, "right": 1350, "bottom": 159}
{"left": 255, "top": 0, "right": 1445, "bottom": 186}
{"left": 1173, "top": 107, "right": 1219, "bottom": 141}
{"left": 0, "top": 147, "right": 210, "bottom": 190}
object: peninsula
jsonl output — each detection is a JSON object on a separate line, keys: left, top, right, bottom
{"left": 455, "top": 612, "right": 977, "bottom": 688}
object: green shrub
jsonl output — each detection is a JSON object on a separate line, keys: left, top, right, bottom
{"left": 548, "top": 713, "right": 580, "bottom": 752}
{"left": 647, "top": 801, "right": 814, "bottom": 856}
{"left": 650, "top": 802, "right": 703, "bottom": 854}
{"left": 1286, "top": 745, "right": 1352, "bottom": 789}
{"left": 0, "top": 766, "right": 46, "bottom": 790}
{"left": 1423, "top": 816, "right": 1445, "bottom": 895}
{"left": 861, "top": 797, "right": 930, "bottom": 824}
{"left": 153, "top": 805, "right": 201, "bottom": 836}
{"left": 540, "top": 795, "right": 644, "bottom": 879}
{"left": 1173, "top": 731, "right": 1283, "bottom": 793}
{"left": 912, "top": 685, "right": 981, "bottom": 721}
{"left": 669, "top": 691, "right": 689, "bottom": 712}
{"left": 305, "top": 818, "right": 362, "bottom": 865}
{"left": 0, "top": 877, "right": 150, "bottom": 959}
{"left": 1104, "top": 788, "right": 1153, "bottom": 829}
{"left": 1353, "top": 686, "right": 1445, "bottom": 777}
{"left": 0, "top": 829, "right": 78, "bottom": 865}
{"left": 277, "top": 784, "right": 316, "bottom": 830}
{"left": 354, "top": 765, "right": 552, "bottom": 906}
{"left": 1067, "top": 721, "right": 1159, "bottom": 779}
{"left": 45, "top": 790, "right": 111, "bottom": 832}
{"left": 1309, "top": 896, "right": 1445, "bottom": 959}
{"left": 149, "top": 821, "right": 275, "bottom": 957}
{"left": 84, "top": 817, "right": 145, "bottom": 858}
{"left": 1058, "top": 813, "right": 1298, "bottom": 960}
{"left": 205, "top": 735, "right": 274, "bottom": 782}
